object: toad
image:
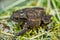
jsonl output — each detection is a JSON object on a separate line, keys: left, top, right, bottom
{"left": 10, "top": 7, "right": 52, "bottom": 36}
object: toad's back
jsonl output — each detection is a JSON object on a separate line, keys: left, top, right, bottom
{"left": 22, "top": 7, "right": 45, "bottom": 27}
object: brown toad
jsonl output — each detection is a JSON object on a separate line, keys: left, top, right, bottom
{"left": 10, "top": 7, "right": 52, "bottom": 36}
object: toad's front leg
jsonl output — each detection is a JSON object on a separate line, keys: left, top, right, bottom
{"left": 14, "top": 23, "right": 29, "bottom": 36}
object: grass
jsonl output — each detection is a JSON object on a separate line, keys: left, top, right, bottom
{"left": 0, "top": 0, "right": 60, "bottom": 40}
